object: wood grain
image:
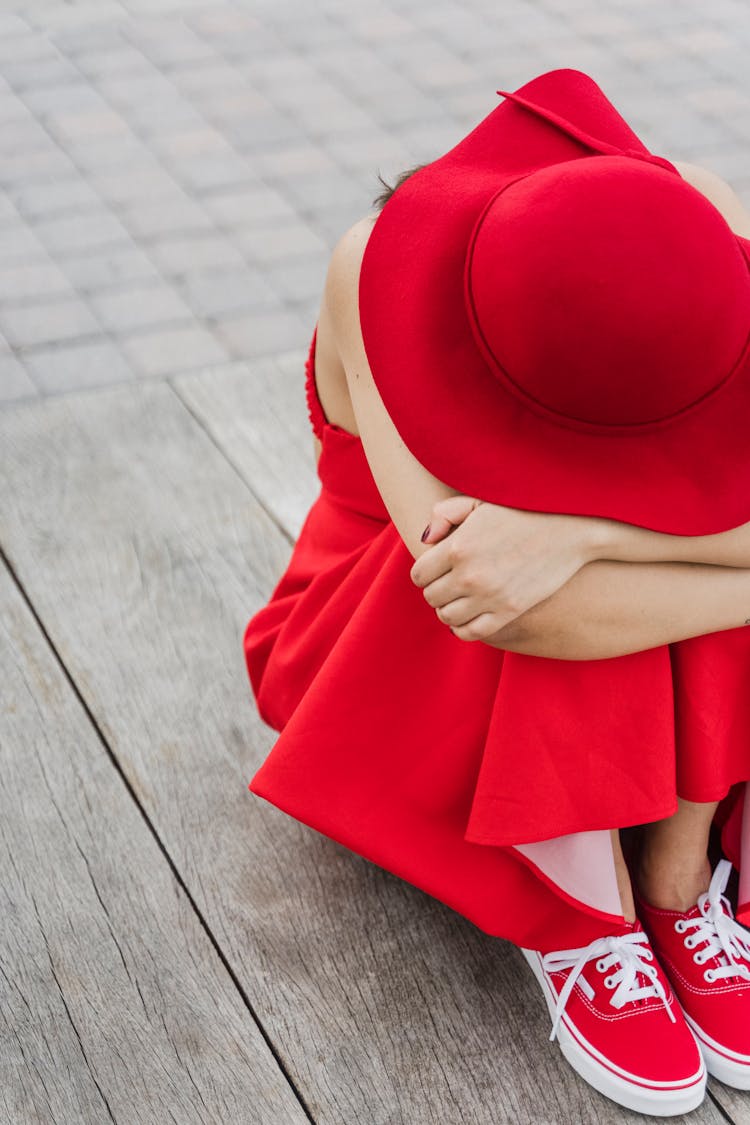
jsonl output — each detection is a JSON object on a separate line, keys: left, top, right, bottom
{"left": 0, "top": 561, "right": 309, "bottom": 1124}
{"left": 0, "top": 378, "right": 734, "bottom": 1124}
{"left": 175, "top": 351, "right": 321, "bottom": 542}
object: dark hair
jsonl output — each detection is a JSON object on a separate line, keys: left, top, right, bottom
{"left": 372, "top": 163, "right": 428, "bottom": 212}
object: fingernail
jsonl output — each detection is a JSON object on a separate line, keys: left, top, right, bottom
{"left": 420, "top": 523, "right": 431, "bottom": 542}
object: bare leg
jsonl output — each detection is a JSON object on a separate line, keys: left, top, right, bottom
{"left": 611, "top": 829, "right": 636, "bottom": 922}
{"left": 633, "top": 798, "right": 717, "bottom": 911}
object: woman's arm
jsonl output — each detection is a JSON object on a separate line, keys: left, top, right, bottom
{"left": 323, "top": 217, "right": 463, "bottom": 558}
{"left": 485, "top": 557, "right": 750, "bottom": 660}
{"left": 586, "top": 515, "right": 750, "bottom": 570}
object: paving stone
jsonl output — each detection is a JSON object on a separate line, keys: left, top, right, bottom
{"left": 0, "top": 224, "right": 47, "bottom": 260}
{"left": 48, "top": 107, "right": 132, "bottom": 143}
{"left": 221, "top": 110, "right": 307, "bottom": 149}
{"left": 320, "top": 131, "right": 416, "bottom": 175}
{"left": 0, "top": 296, "right": 101, "bottom": 349}
{"left": 25, "top": 3, "right": 128, "bottom": 33}
{"left": 264, "top": 256, "right": 327, "bottom": 303}
{"left": 60, "top": 247, "right": 160, "bottom": 292}
{"left": 0, "top": 192, "right": 19, "bottom": 222}
{"left": 0, "top": 354, "right": 39, "bottom": 405}
{"left": 186, "top": 8, "right": 260, "bottom": 37}
{"left": 0, "top": 116, "right": 56, "bottom": 156}
{"left": 213, "top": 306, "right": 309, "bottom": 360}
{"left": 0, "top": 92, "right": 30, "bottom": 125}
{"left": 19, "top": 79, "right": 105, "bottom": 116}
{"left": 10, "top": 177, "right": 100, "bottom": 218}
{"left": 146, "top": 233, "right": 246, "bottom": 275}
{"left": 0, "top": 34, "right": 58, "bottom": 64}
{"left": 0, "top": 15, "right": 31, "bottom": 38}
{"left": 90, "top": 165, "right": 181, "bottom": 205}
{"left": 0, "top": 149, "right": 77, "bottom": 186}
{"left": 276, "top": 169, "right": 369, "bottom": 214}
{"left": 72, "top": 46, "right": 153, "bottom": 78}
{"left": 4, "top": 56, "right": 80, "bottom": 90}
{"left": 120, "top": 194, "right": 214, "bottom": 239}
{"left": 34, "top": 209, "right": 132, "bottom": 255}
{"left": 253, "top": 144, "right": 339, "bottom": 179}
{"left": 167, "top": 63, "right": 248, "bottom": 98}
{"left": 121, "top": 324, "right": 229, "bottom": 376}
{"left": 95, "top": 71, "right": 181, "bottom": 107}
{"left": 178, "top": 266, "right": 284, "bottom": 318}
{"left": 129, "top": 29, "right": 217, "bottom": 67}
{"left": 23, "top": 338, "right": 136, "bottom": 394}
{"left": 201, "top": 185, "right": 298, "bottom": 228}
{"left": 0, "top": 260, "right": 73, "bottom": 302}
{"left": 65, "top": 133, "right": 154, "bottom": 172}
{"left": 238, "top": 220, "right": 329, "bottom": 265}
{"left": 167, "top": 151, "right": 255, "bottom": 194}
{"left": 90, "top": 282, "right": 193, "bottom": 332}
{"left": 151, "top": 126, "right": 236, "bottom": 162}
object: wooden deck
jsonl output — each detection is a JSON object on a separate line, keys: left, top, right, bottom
{"left": 2, "top": 359, "right": 749, "bottom": 1125}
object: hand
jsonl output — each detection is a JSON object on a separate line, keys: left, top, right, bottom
{"left": 409, "top": 495, "right": 600, "bottom": 640}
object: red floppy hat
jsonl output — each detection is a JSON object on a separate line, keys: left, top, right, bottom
{"left": 358, "top": 67, "right": 750, "bottom": 535}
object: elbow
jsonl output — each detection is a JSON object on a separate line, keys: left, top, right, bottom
{"left": 480, "top": 616, "right": 599, "bottom": 661}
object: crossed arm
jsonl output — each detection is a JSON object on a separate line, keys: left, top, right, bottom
{"left": 322, "top": 163, "right": 750, "bottom": 661}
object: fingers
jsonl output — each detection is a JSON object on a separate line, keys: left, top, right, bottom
{"left": 410, "top": 539, "right": 452, "bottom": 587}
{"left": 449, "top": 612, "right": 505, "bottom": 642}
{"left": 428, "top": 593, "right": 508, "bottom": 641}
{"left": 412, "top": 495, "right": 484, "bottom": 586}
{"left": 420, "top": 495, "right": 483, "bottom": 544}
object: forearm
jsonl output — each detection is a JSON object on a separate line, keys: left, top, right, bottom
{"left": 484, "top": 558, "right": 750, "bottom": 660}
{"left": 589, "top": 513, "right": 750, "bottom": 569}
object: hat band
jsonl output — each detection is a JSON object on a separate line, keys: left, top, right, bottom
{"left": 496, "top": 89, "right": 680, "bottom": 176}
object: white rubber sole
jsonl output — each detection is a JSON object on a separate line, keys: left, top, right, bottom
{"left": 521, "top": 948, "right": 707, "bottom": 1117}
{"left": 685, "top": 1012, "right": 750, "bottom": 1090}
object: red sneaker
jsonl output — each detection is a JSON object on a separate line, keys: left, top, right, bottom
{"left": 636, "top": 858, "right": 750, "bottom": 1089}
{"left": 521, "top": 922, "right": 706, "bottom": 1116}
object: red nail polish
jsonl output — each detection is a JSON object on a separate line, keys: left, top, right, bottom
{"left": 421, "top": 523, "right": 431, "bottom": 542}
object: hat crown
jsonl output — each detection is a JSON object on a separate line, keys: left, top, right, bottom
{"left": 464, "top": 155, "right": 750, "bottom": 429}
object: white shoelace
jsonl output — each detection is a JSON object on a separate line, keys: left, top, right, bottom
{"left": 676, "top": 858, "right": 750, "bottom": 984}
{"left": 540, "top": 929, "right": 675, "bottom": 1042}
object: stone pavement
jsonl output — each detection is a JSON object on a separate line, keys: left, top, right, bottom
{"left": 1, "top": 0, "right": 749, "bottom": 406}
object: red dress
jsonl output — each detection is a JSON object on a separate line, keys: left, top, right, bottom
{"left": 243, "top": 328, "right": 750, "bottom": 953}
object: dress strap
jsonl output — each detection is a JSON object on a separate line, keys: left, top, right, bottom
{"left": 304, "top": 324, "right": 327, "bottom": 442}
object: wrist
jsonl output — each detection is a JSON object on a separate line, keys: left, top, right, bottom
{"left": 578, "top": 514, "right": 624, "bottom": 563}
{"left": 579, "top": 514, "right": 664, "bottom": 564}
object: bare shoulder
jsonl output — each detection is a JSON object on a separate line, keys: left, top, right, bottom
{"left": 672, "top": 160, "right": 750, "bottom": 237}
{"left": 323, "top": 215, "right": 377, "bottom": 344}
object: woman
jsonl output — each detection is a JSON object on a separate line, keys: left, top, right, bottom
{"left": 244, "top": 67, "right": 750, "bottom": 1116}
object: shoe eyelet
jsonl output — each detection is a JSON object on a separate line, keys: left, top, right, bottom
{"left": 704, "top": 969, "right": 715, "bottom": 984}
{"left": 674, "top": 919, "right": 687, "bottom": 933}
{"left": 684, "top": 935, "right": 696, "bottom": 949}
{"left": 693, "top": 951, "right": 705, "bottom": 965}
{"left": 595, "top": 959, "right": 607, "bottom": 973}
{"left": 603, "top": 976, "right": 615, "bottom": 989}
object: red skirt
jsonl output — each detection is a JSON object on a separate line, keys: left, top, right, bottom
{"left": 244, "top": 329, "right": 750, "bottom": 953}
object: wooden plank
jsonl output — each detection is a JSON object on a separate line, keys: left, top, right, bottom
{"left": 174, "top": 351, "right": 320, "bottom": 542}
{"left": 0, "top": 380, "right": 733, "bottom": 1125}
{"left": 704, "top": 1088, "right": 750, "bottom": 1125}
{"left": 0, "top": 562, "right": 310, "bottom": 1124}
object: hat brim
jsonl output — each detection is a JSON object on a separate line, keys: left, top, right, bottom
{"left": 359, "top": 67, "right": 750, "bottom": 534}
